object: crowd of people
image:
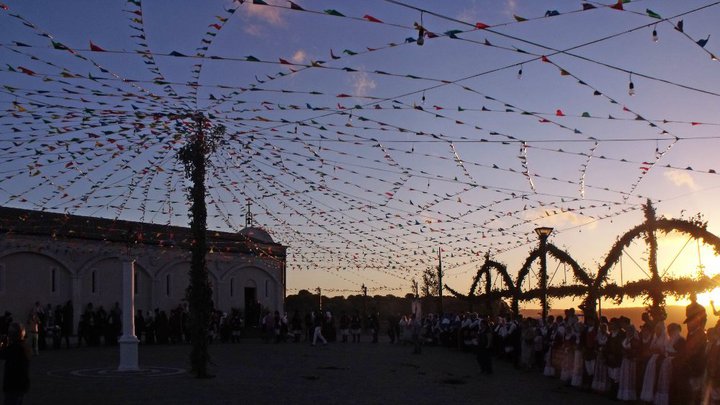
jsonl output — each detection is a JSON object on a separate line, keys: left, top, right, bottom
{"left": 389, "top": 293, "right": 718, "bottom": 405}
{"left": 0, "top": 301, "right": 252, "bottom": 354}
{"left": 6, "top": 296, "right": 720, "bottom": 404}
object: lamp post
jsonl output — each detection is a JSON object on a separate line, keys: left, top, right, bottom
{"left": 535, "top": 226, "right": 554, "bottom": 320}
{"left": 361, "top": 283, "right": 368, "bottom": 315}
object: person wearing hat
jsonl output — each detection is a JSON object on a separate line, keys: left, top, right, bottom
{"left": 0, "top": 322, "right": 30, "bottom": 405}
{"left": 687, "top": 292, "right": 707, "bottom": 327}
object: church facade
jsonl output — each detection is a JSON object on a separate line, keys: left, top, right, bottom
{"left": 0, "top": 207, "right": 286, "bottom": 327}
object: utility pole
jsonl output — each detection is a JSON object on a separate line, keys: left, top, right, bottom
{"left": 438, "top": 246, "right": 443, "bottom": 315}
{"left": 316, "top": 287, "right": 322, "bottom": 311}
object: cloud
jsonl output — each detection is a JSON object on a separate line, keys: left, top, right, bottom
{"left": 456, "top": 5, "right": 481, "bottom": 23}
{"left": 291, "top": 49, "right": 307, "bottom": 64}
{"left": 350, "top": 72, "right": 376, "bottom": 97}
{"left": 243, "top": 24, "right": 263, "bottom": 37}
{"left": 525, "top": 209, "right": 598, "bottom": 230}
{"left": 245, "top": 0, "right": 284, "bottom": 26}
{"left": 664, "top": 170, "right": 697, "bottom": 189}
{"left": 503, "top": 0, "right": 518, "bottom": 17}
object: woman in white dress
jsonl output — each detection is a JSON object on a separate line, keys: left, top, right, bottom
{"left": 653, "top": 323, "right": 684, "bottom": 405}
{"left": 591, "top": 323, "right": 610, "bottom": 393}
{"left": 639, "top": 321, "right": 667, "bottom": 402}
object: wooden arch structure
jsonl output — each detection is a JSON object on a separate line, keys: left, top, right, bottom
{"left": 449, "top": 201, "right": 720, "bottom": 319}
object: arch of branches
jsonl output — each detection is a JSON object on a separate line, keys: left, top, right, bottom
{"left": 448, "top": 201, "right": 720, "bottom": 318}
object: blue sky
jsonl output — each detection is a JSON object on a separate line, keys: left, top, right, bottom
{"left": 2, "top": 0, "right": 720, "bottom": 309}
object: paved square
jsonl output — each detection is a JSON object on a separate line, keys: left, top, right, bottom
{"left": 16, "top": 340, "right": 617, "bottom": 404}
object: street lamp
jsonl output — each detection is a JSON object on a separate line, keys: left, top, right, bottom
{"left": 534, "top": 227, "right": 553, "bottom": 320}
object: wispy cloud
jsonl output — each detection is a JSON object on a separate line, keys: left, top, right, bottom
{"left": 664, "top": 170, "right": 697, "bottom": 190}
{"left": 243, "top": 24, "right": 263, "bottom": 37}
{"left": 291, "top": 49, "right": 307, "bottom": 64}
{"left": 456, "top": 5, "right": 481, "bottom": 23}
{"left": 350, "top": 72, "right": 376, "bottom": 97}
{"left": 244, "top": 0, "right": 285, "bottom": 26}
{"left": 526, "top": 209, "right": 598, "bottom": 230}
{"left": 503, "top": 0, "right": 518, "bottom": 18}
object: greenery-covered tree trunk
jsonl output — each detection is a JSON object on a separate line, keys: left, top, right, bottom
{"left": 178, "top": 114, "right": 217, "bottom": 378}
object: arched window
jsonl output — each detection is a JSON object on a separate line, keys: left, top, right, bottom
{"left": 51, "top": 267, "right": 57, "bottom": 293}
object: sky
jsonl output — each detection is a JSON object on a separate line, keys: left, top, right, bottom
{"left": 2, "top": 0, "right": 720, "bottom": 311}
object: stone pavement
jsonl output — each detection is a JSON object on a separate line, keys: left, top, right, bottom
{"left": 17, "top": 340, "right": 616, "bottom": 404}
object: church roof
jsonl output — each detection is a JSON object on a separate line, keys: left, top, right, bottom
{"left": 239, "top": 227, "right": 274, "bottom": 244}
{"left": 0, "top": 206, "right": 286, "bottom": 258}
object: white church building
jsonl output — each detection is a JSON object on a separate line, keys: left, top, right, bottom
{"left": 0, "top": 206, "right": 286, "bottom": 327}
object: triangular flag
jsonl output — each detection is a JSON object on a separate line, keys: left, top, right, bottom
{"left": 363, "top": 14, "right": 382, "bottom": 23}
{"left": 89, "top": 41, "right": 106, "bottom": 52}
{"left": 289, "top": 1, "right": 304, "bottom": 10}
{"left": 475, "top": 22, "right": 490, "bottom": 29}
{"left": 324, "top": 9, "right": 344, "bottom": 17}
{"left": 582, "top": 3, "right": 597, "bottom": 10}
{"left": 610, "top": 0, "right": 624, "bottom": 11}
{"left": 513, "top": 14, "right": 527, "bottom": 22}
{"left": 646, "top": 9, "right": 661, "bottom": 19}
{"left": 675, "top": 20, "right": 684, "bottom": 33}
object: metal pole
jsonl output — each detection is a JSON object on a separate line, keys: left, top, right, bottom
{"left": 539, "top": 235, "right": 549, "bottom": 320}
{"left": 438, "top": 247, "right": 443, "bottom": 315}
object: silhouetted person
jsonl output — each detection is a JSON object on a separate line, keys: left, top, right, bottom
{"left": 0, "top": 322, "right": 30, "bottom": 405}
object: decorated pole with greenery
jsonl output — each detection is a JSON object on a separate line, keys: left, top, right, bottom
{"left": 644, "top": 200, "right": 664, "bottom": 316}
{"left": 178, "top": 113, "right": 223, "bottom": 378}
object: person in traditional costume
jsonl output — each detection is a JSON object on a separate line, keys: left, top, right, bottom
{"left": 617, "top": 324, "right": 640, "bottom": 401}
{"left": 654, "top": 323, "right": 685, "bottom": 405}
{"left": 561, "top": 314, "right": 577, "bottom": 384}
{"left": 546, "top": 315, "right": 564, "bottom": 377}
{"left": 592, "top": 322, "right": 610, "bottom": 393}
{"left": 606, "top": 318, "right": 625, "bottom": 397}
{"left": 640, "top": 321, "right": 667, "bottom": 403}
{"left": 685, "top": 296, "right": 708, "bottom": 404}
{"left": 705, "top": 326, "right": 720, "bottom": 405}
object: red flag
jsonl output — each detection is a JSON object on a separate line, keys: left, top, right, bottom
{"left": 89, "top": 41, "right": 106, "bottom": 52}
{"left": 475, "top": 22, "right": 489, "bottom": 29}
{"left": 555, "top": 109, "right": 565, "bottom": 116}
{"left": 541, "top": 55, "right": 550, "bottom": 62}
{"left": 610, "top": 0, "right": 624, "bottom": 10}
{"left": 363, "top": 14, "right": 382, "bottom": 23}
{"left": 209, "top": 23, "right": 221, "bottom": 30}
{"left": 18, "top": 66, "right": 36, "bottom": 76}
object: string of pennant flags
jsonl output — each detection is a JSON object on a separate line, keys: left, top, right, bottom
{"left": 0, "top": 0, "right": 718, "bottom": 295}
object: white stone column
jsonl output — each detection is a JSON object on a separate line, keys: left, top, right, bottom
{"left": 118, "top": 259, "right": 139, "bottom": 371}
